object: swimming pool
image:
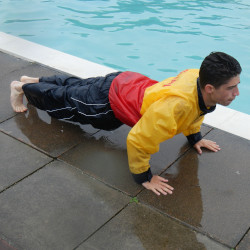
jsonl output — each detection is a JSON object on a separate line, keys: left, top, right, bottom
{"left": 1, "top": 0, "right": 250, "bottom": 114}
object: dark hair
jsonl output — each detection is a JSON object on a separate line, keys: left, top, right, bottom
{"left": 199, "top": 52, "right": 242, "bottom": 89}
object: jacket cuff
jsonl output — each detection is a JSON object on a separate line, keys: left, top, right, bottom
{"left": 186, "top": 132, "right": 202, "bottom": 146}
{"left": 132, "top": 168, "right": 153, "bottom": 184}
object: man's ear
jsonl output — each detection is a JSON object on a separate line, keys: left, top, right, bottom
{"left": 204, "top": 84, "right": 215, "bottom": 94}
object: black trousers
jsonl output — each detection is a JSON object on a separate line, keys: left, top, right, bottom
{"left": 22, "top": 72, "right": 123, "bottom": 130}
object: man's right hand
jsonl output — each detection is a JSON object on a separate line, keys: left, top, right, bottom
{"left": 142, "top": 175, "right": 174, "bottom": 196}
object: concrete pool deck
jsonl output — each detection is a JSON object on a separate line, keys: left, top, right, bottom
{"left": 0, "top": 32, "right": 249, "bottom": 249}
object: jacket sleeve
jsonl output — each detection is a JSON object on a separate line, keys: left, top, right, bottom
{"left": 127, "top": 96, "right": 189, "bottom": 184}
{"left": 183, "top": 115, "right": 205, "bottom": 146}
{"left": 186, "top": 132, "right": 202, "bottom": 146}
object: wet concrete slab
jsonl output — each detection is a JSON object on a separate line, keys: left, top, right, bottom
{"left": 79, "top": 202, "right": 229, "bottom": 250}
{"left": 0, "top": 160, "right": 130, "bottom": 250}
{"left": 60, "top": 125, "right": 142, "bottom": 196}
{"left": 138, "top": 129, "right": 250, "bottom": 248}
{"left": 60, "top": 124, "right": 211, "bottom": 196}
{"left": 0, "top": 105, "right": 97, "bottom": 157}
{"left": 0, "top": 131, "right": 52, "bottom": 192}
{"left": 0, "top": 51, "right": 30, "bottom": 78}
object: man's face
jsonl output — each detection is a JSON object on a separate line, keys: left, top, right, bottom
{"left": 211, "top": 75, "right": 240, "bottom": 106}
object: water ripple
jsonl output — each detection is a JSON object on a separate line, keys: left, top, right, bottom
{"left": 5, "top": 19, "right": 49, "bottom": 24}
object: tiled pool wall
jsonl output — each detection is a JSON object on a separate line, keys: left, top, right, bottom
{"left": 0, "top": 32, "right": 249, "bottom": 141}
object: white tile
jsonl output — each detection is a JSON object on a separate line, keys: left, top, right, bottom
{"left": 204, "top": 105, "right": 250, "bottom": 140}
{"left": 204, "top": 105, "right": 237, "bottom": 127}
{"left": 220, "top": 111, "right": 250, "bottom": 140}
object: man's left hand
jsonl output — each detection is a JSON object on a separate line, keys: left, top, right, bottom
{"left": 194, "top": 139, "right": 221, "bottom": 155}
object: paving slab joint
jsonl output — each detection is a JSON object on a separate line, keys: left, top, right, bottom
{"left": 157, "top": 143, "right": 193, "bottom": 176}
{"left": 235, "top": 227, "right": 250, "bottom": 249}
{"left": 157, "top": 126, "right": 215, "bottom": 177}
{"left": 0, "top": 128, "right": 57, "bottom": 159}
{"left": 57, "top": 158, "right": 137, "bottom": 197}
{"left": 0, "top": 114, "right": 18, "bottom": 125}
{"left": 0, "top": 159, "right": 54, "bottom": 195}
{"left": 72, "top": 202, "right": 131, "bottom": 250}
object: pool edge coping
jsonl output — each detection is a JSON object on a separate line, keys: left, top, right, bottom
{"left": 1, "top": 31, "right": 249, "bottom": 141}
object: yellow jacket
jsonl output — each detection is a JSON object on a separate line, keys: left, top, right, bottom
{"left": 127, "top": 69, "right": 204, "bottom": 178}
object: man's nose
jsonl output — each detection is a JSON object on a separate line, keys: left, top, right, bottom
{"left": 234, "top": 86, "right": 240, "bottom": 96}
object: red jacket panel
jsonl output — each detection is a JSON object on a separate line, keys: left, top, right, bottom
{"left": 109, "top": 71, "right": 158, "bottom": 127}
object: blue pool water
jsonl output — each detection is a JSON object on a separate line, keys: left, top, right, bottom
{"left": 1, "top": 0, "right": 250, "bottom": 114}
